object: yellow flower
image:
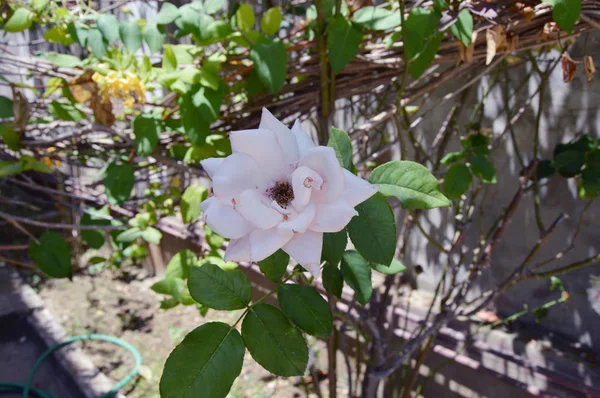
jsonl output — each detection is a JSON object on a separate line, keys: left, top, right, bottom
{"left": 92, "top": 71, "right": 145, "bottom": 108}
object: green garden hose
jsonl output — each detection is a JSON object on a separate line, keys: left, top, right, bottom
{"left": 0, "top": 334, "right": 142, "bottom": 398}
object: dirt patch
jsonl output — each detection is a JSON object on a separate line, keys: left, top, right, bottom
{"left": 33, "top": 267, "right": 325, "bottom": 397}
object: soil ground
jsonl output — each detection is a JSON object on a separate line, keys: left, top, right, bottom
{"left": 33, "top": 266, "right": 331, "bottom": 398}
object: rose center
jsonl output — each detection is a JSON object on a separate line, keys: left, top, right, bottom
{"left": 269, "top": 181, "right": 294, "bottom": 208}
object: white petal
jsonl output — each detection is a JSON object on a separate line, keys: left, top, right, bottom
{"left": 201, "top": 197, "right": 253, "bottom": 239}
{"left": 200, "top": 157, "right": 224, "bottom": 179}
{"left": 290, "top": 166, "right": 323, "bottom": 212}
{"left": 230, "top": 128, "right": 287, "bottom": 182}
{"left": 224, "top": 237, "right": 251, "bottom": 262}
{"left": 299, "top": 147, "right": 345, "bottom": 204}
{"left": 310, "top": 201, "right": 358, "bottom": 233}
{"left": 278, "top": 202, "right": 316, "bottom": 234}
{"left": 236, "top": 189, "right": 283, "bottom": 229}
{"left": 282, "top": 230, "right": 323, "bottom": 277}
{"left": 291, "top": 120, "right": 315, "bottom": 156}
{"left": 342, "top": 169, "right": 377, "bottom": 207}
{"left": 260, "top": 108, "right": 299, "bottom": 164}
{"left": 212, "top": 153, "right": 263, "bottom": 204}
{"left": 248, "top": 228, "right": 294, "bottom": 262}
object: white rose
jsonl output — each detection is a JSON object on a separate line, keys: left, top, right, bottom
{"left": 200, "top": 108, "right": 376, "bottom": 277}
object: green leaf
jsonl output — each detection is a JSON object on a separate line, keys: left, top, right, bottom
{"left": 541, "top": 0, "right": 581, "bottom": 33}
{"left": 327, "top": 15, "right": 363, "bottom": 75}
{"left": 156, "top": 2, "right": 180, "bottom": 25}
{"left": 469, "top": 154, "right": 497, "bottom": 184}
{"left": 188, "top": 263, "right": 251, "bottom": 310}
{"left": 207, "top": 20, "right": 233, "bottom": 40}
{"left": 384, "top": 29, "right": 403, "bottom": 49}
{"left": 48, "top": 101, "right": 85, "bottom": 121}
{"left": 67, "top": 22, "right": 88, "bottom": 46}
{"left": 236, "top": 3, "right": 255, "bottom": 31}
{"left": 29, "top": 232, "right": 71, "bottom": 278}
{"left": 160, "top": 322, "right": 244, "bottom": 398}
{"left": 536, "top": 159, "right": 556, "bottom": 180}
{"left": 258, "top": 249, "right": 289, "bottom": 282}
{"left": 353, "top": 6, "right": 401, "bottom": 30}
{"left": 461, "top": 133, "right": 490, "bottom": 155}
{"left": 409, "top": 32, "right": 442, "bottom": 78}
{"left": 97, "top": 14, "right": 119, "bottom": 42}
{"left": 181, "top": 183, "right": 208, "bottom": 223}
{"left": 179, "top": 83, "right": 224, "bottom": 144}
{"left": 371, "top": 259, "right": 406, "bottom": 275}
{"left": 162, "top": 45, "right": 177, "bottom": 72}
{"left": 133, "top": 115, "right": 160, "bottom": 156}
{"left": 4, "top": 8, "right": 35, "bottom": 32}
{"left": 250, "top": 38, "right": 287, "bottom": 94}
{"left": 550, "top": 276, "right": 564, "bottom": 291}
{"left": 450, "top": 9, "right": 473, "bottom": 46}
{"left": 116, "top": 227, "right": 142, "bottom": 243}
{"left": 46, "top": 52, "right": 82, "bottom": 68}
{"left": 340, "top": 250, "right": 372, "bottom": 305}
{"left": 0, "top": 96, "right": 14, "bottom": 118}
{"left": 440, "top": 151, "right": 466, "bottom": 165}
{"left": 0, "top": 161, "right": 24, "bottom": 177}
{"left": 81, "top": 207, "right": 111, "bottom": 249}
{"left": 144, "top": 24, "right": 166, "bottom": 54}
{"left": 142, "top": 227, "right": 162, "bottom": 245}
{"left": 261, "top": 7, "right": 282, "bottom": 35}
{"left": 119, "top": 21, "right": 143, "bottom": 52}
{"left": 278, "top": 284, "right": 332, "bottom": 337}
{"left": 328, "top": 127, "right": 354, "bottom": 170}
{"left": 32, "top": 0, "right": 49, "bottom": 10}
{"left": 405, "top": 8, "right": 441, "bottom": 78}
{"left": 554, "top": 150, "right": 585, "bottom": 178}
{"left": 104, "top": 163, "right": 134, "bottom": 205}
{"left": 87, "top": 28, "right": 107, "bottom": 59}
{"left": 242, "top": 304, "right": 308, "bottom": 376}
{"left": 322, "top": 262, "right": 343, "bottom": 298}
{"left": 165, "top": 250, "right": 198, "bottom": 280}
{"left": 322, "top": 229, "right": 347, "bottom": 266}
{"left": 205, "top": 0, "right": 225, "bottom": 14}
{"left": 44, "top": 26, "right": 69, "bottom": 44}
{"left": 0, "top": 123, "right": 19, "bottom": 151}
{"left": 443, "top": 163, "right": 472, "bottom": 199}
{"left": 347, "top": 193, "right": 396, "bottom": 266}
{"left": 369, "top": 160, "right": 450, "bottom": 209}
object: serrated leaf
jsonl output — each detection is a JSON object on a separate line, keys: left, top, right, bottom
{"left": 328, "top": 16, "right": 363, "bottom": 74}
{"left": 250, "top": 38, "right": 287, "bottom": 94}
{"left": 29, "top": 232, "right": 71, "bottom": 278}
{"left": 347, "top": 193, "right": 396, "bottom": 266}
{"left": 278, "top": 284, "right": 332, "bottom": 337}
{"left": 104, "top": 163, "right": 134, "bottom": 205}
{"left": 322, "top": 262, "right": 343, "bottom": 297}
{"left": 133, "top": 115, "right": 160, "bottom": 156}
{"left": 160, "top": 322, "right": 244, "bottom": 398}
{"left": 242, "top": 304, "right": 308, "bottom": 376}
{"left": 188, "top": 263, "right": 251, "bottom": 310}
{"left": 181, "top": 184, "right": 208, "bottom": 223}
{"left": 341, "top": 250, "right": 372, "bottom": 305}
{"left": 258, "top": 249, "right": 289, "bottom": 282}
{"left": 369, "top": 160, "right": 450, "bottom": 209}
{"left": 443, "top": 163, "right": 472, "bottom": 199}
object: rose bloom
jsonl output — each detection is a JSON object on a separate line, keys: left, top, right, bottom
{"left": 200, "top": 109, "right": 376, "bottom": 277}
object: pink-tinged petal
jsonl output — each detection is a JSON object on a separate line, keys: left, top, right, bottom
{"left": 299, "top": 147, "right": 345, "bottom": 204}
{"left": 248, "top": 228, "right": 294, "bottom": 262}
{"left": 224, "top": 237, "right": 251, "bottom": 262}
{"left": 341, "top": 169, "right": 377, "bottom": 207}
{"left": 291, "top": 120, "right": 315, "bottom": 156}
{"left": 278, "top": 202, "right": 316, "bottom": 234}
{"left": 260, "top": 108, "right": 299, "bottom": 164}
{"left": 290, "top": 166, "right": 323, "bottom": 212}
{"left": 201, "top": 197, "right": 253, "bottom": 239}
{"left": 236, "top": 189, "right": 283, "bottom": 229}
{"left": 282, "top": 230, "right": 323, "bottom": 277}
{"left": 309, "top": 201, "right": 358, "bottom": 233}
{"left": 230, "top": 128, "right": 286, "bottom": 182}
{"left": 212, "top": 153, "right": 263, "bottom": 204}
{"left": 200, "top": 157, "right": 224, "bottom": 179}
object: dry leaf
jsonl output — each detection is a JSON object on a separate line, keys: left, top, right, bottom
{"left": 507, "top": 33, "right": 519, "bottom": 52}
{"left": 561, "top": 53, "right": 577, "bottom": 83}
{"left": 91, "top": 94, "right": 115, "bottom": 126}
{"left": 523, "top": 6, "right": 535, "bottom": 23}
{"left": 459, "top": 31, "right": 478, "bottom": 64}
{"left": 476, "top": 311, "right": 501, "bottom": 323}
{"left": 69, "top": 69, "right": 96, "bottom": 104}
{"left": 486, "top": 26, "right": 507, "bottom": 65}
{"left": 11, "top": 89, "right": 30, "bottom": 134}
{"left": 583, "top": 55, "right": 596, "bottom": 85}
